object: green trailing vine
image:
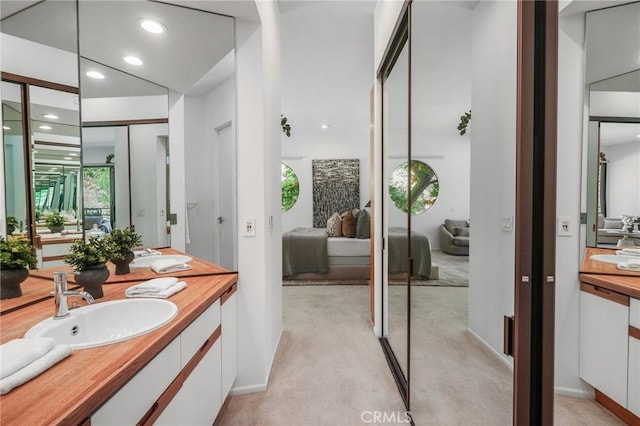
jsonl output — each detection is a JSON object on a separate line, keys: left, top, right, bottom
{"left": 457, "top": 110, "right": 471, "bottom": 136}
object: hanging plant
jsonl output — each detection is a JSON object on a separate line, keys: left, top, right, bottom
{"left": 105, "top": 153, "right": 114, "bottom": 164}
{"left": 457, "top": 110, "right": 471, "bottom": 136}
{"left": 281, "top": 114, "right": 291, "bottom": 137}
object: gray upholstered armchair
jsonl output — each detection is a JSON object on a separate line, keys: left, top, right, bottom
{"left": 440, "top": 219, "right": 469, "bottom": 255}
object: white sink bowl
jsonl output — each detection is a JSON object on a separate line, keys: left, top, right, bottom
{"left": 130, "top": 254, "right": 193, "bottom": 268}
{"left": 590, "top": 254, "right": 639, "bottom": 265}
{"left": 24, "top": 299, "right": 178, "bottom": 349}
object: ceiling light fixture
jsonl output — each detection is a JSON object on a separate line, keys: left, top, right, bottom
{"left": 43, "top": 113, "right": 59, "bottom": 120}
{"left": 636, "top": 134, "right": 640, "bottom": 138}
{"left": 123, "top": 55, "right": 143, "bottom": 66}
{"left": 2, "top": 125, "right": 10, "bottom": 130}
{"left": 69, "top": 153, "right": 78, "bottom": 156}
{"left": 86, "top": 71, "right": 105, "bottom": 80}
{"left": 140, "top": 19, "right": 165, "bottom": 34}
{"left": 321, "top": 124, "right": 330, "bottom": 129}
{"left": 64, "top": 157, "right": 72, "bottom": 160}
{"left": 39, "top": 125, "right": 52, "bottom": 130}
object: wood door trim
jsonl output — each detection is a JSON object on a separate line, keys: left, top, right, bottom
{"left": 1, "top": 72, "right": 79, "bottom": 94}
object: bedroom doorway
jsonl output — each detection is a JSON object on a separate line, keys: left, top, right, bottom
{"left": 216, "top": 122, "right": 236, "bottom": 271}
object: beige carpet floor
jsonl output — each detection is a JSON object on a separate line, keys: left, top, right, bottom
{"left": 217, "top": 285, "right": 623, "bottom": 425}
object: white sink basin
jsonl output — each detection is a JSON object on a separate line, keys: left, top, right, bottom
{"left": 590, "top": 254, "right": 639, "bottom": 265}
{"left": 24, "top": 299, "right": 178, "bottom": 349}
{"left": 130, "top": 254, "right": 193, "bottom": 268}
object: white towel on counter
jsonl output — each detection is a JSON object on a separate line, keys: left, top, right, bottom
{"left": 618, "top": 258, "right": 640, "bottom": 271}
{"left": 0, "top": 337, "right": 56, "bottom": 380}
{"left": 617, "top": 248, "right": 640, "bottom": 257}
{"left": 124, "top": 277, "right": 178, "bottom": 296}
{"left": 133, "top": 248, "right": 162, "bottom": 258}
{"left": 0, "top": 343, "right": 72, "bottom": 395}
{"left": 126, "top": 281, "right": 187, "bottom": 299}
{"left": 151, "top": 258, "right": 192, "bottom": 274}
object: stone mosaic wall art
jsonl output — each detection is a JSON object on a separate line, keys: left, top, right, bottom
{"left": 312, "top": 159, "right": 360, "bottom": 228}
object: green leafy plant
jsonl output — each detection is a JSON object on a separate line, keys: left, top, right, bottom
{"left": 457, "top": 110, "right": 471, "bottom": 136}
{"left": 6, "top": 216, "right": 18, "bottom": 228}
{"left": 45, "top": 212, "right": 66, "bottom": 227}
{"left": 105, "top": 227, "right": 142, "bottom": 260}
{"left": 281, "top": 164, "right": 299, "bottom": 212}
{"left": 0, "top": 237, "right": 37, "bottom": 270}
{"left": 281, "top": 114, "right": 291, "bottom": 137}
{"left": 65, "top": 236, "right": 110, "bottom": 271}
{"left": 105, "top": 153, "right": 114, "bottom": 164}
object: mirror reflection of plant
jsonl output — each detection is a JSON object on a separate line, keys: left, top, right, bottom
{"left": 281, "top": 114, "right": 292, "bottom": 137}
{"left": 457, "top": 110, "right": 471, "bottom": 136}
{"left": 65, "top": 237, "right": 110, "bottom": 271}
{"left": 45, "top": 212, "right": 66, "bottom": 227}
{"left": 389, "top": 161, "right": 439, "bottom": 215}
{"left": 281, "top": 163, "right": 299, "bottom": 212}
{"left": 0, "top": 237, "right": 37, "bottom": 270}
{"left": 105, "top": 227, "right": 142, "bottom": 260}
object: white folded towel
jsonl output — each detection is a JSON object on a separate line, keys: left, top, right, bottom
{"left": 133, "top": 248, "right": 162, "bottom": 258}
{"left": 151, "top": 258, "right": 192, "bottom": 274}
{"left": 126, "top": 281, "right": 187, "bottom": 299}
{"left": 618, "top": 248, "right": 640, "bottom": 256}
{"left": 0, "top": 337, "right": 56, "bottom": 380}
{"left": 125, "top": 277, "right": 179, "bottom": 297}
{"left": 0, "top": 344, "right": 72, "bottom": 395}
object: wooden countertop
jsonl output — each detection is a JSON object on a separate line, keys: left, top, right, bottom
{"left": 0, "top": 272, "right": 237, "bottom": 425}
{"left": 580, "top": 247, "right": 640, "bottom": 277}
{"left": 580, "top": 273, "right": 640, "bottom": 300}
{"left": 29, "top": 248, "right": 233, "bottom": 283}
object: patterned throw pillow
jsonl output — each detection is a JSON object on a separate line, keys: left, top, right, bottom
{"left": 341, "top": 211, "right": 357, "bottom": 238}
{"left": 326, "top": 212, "right": 342, "bottom": 237}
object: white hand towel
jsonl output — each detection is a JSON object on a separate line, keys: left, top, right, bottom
{"left": 620, "top": 248, "right": 640, "bottom": 256}
{"left": 133, "top": 249, "right": 162, "bottom": 258}
{"left": 151, "top": 259, "right": 192, "bottom": 274}
{"left": 126, "top": 281, "right": 187, "bottom": 299}
{"left": 125, "top": 277, "right": 179, "bottom": 297}
{"left": 0, "top": 344, "right": 72, "bottom": 395}
{"left": 0, "top": 337, "right": 56, "bottom": 380}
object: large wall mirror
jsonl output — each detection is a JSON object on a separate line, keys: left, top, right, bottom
{"left": 583, "top": 2, "right": 640, "bottom": 248}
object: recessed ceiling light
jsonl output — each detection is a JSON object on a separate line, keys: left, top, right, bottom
{"left": 86, "top": 71, "right": 105, "bottom": 80}
{"left": 2, "top": 125, "right": 10, "bottom": 130}
{"left": 64, "top": 157, "right": 72, "bottom": 160}
{"left": 140, "top": 19, "right": 165, "bottom": 34}
{"left": 123, "top": 55, "right": 143, "bottom": 66}
{"left": 636, "top": 134, "right": 640, "bottom": 138}
{"left": 43, "top": 113, "right": 59, "bottom": 120}
{"left": 39, "top": 125, "right": 52, "bottom": 130}
{"left": 33, "top": 150, "right": 38, "bottom": 153}
{"left": 68, "top": 153, "right": 78, "bottom": 156}
{"left": 321, "top": 124, "right": 330, "bottom": 129}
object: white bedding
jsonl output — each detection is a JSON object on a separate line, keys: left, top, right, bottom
{"left": 327, "top": 237, "right": 370, "bottom": 257}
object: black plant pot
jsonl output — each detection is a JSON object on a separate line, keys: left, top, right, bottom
{"left": 6, "top": 224, "right": 15, "bottom": 235}
{"left": 111, "top": 251, "right": 135, "bottom": 275}
{"left": 48, "top": 224, "right": 64, "bottom": 233}
{"left": 75, "top": 264, "right": 110, "bottom": 299}
{"left": 0, "top": 268, "right": 29, "bottom": 299}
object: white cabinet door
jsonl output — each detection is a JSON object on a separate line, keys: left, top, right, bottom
{"left": 580, "top": 286, "right": 629, "bottom": 408}
{"left": 629, "top": 334, "right": 640, "bottom": 417}
{"left": 92, "top": 338, "right": 181, "bottom": 425}
{"left": 222, "top": 290, "right": 238, "bottom": 399}
{"left": 155, "top": 339, "right": 222, "bottom": 425}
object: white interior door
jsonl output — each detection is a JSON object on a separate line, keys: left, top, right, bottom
{"left": 217, "top": 124, "right": 236, "bottom": 270}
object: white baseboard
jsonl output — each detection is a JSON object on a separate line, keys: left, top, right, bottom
{"left": 467, "top": 327, "right": 514, "bottom": 370}
{"left": 467, "top": 328, "right": 595, "bottom": 399}
{"left": 230, "top": 328, "right": 284, "bottom": 396}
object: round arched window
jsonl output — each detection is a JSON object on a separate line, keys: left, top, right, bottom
{"left": 389, "top": 160, "right": 439, "bottom": 215}
{"left": 281, "top": 163, "right": 300, "bottom": 212}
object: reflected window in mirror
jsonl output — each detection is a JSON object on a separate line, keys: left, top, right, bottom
{"left": 2, "top": 81, "right": 28, "bottom": 237}
{"left": 389, "top": 160, "right": 439, "bottom": 215}
{"left": 281, "top": 163, "right": 299, "bottom": 212}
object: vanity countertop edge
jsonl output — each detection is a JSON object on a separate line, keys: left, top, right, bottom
{"left": 0, "top": 271, "right": 238, "bottom": 425}
{"left": 579, "top": 273, "right": 640, "bottom": 300}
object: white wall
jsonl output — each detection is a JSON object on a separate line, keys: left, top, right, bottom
{"left": 602, "top": 141, "right": 640, "bottom": 217}
{"left": 468, "top": 0, "right": 517, "bottom": 365}
{"left": 233, "top": 0, "right": 282, "bottom": 393}
{"left": 590, "top": 92, "right": 640, "bottom": 118}
{"left": 81, "top": 96, "right": 168, "bottom": 122}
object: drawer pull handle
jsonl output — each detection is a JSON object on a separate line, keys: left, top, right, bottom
{"left": 594, "top": 286, "right": 611, "bottom": 295}
{"left": 138, "top": 402, "right": 159, "bottom": 425}
{"left": 200, "top": 338, "right": 210, "bottom": 352}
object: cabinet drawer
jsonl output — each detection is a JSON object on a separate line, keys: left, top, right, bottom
{"left": 631, "top": 299, "right": 640, "bottom": 329}
{"left": 180, "top": 299, "right": 220, "bottom": 369}
{"left": 92, "top": 338, "right": 181, "bottom": 425}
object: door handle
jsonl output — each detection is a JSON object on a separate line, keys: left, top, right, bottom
{"left": 217, "top": 217, "right": 224, "bottom": 224}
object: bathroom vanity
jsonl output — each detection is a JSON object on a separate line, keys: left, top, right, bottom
{"left": 0, "top": 260, "right": 238, "bottom": 425}
{"left": 579, "top": 247, "right": 640, "bottom": 424}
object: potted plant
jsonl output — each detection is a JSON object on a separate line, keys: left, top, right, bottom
{"left": 0, "top": 237, "right": 37, "bottom": 299}
{"left": 6, "top": 216, "right": 18, "bottom": 235}
{"left": 65, "top": 236, "right": 111, "bottom": 298}
{"left": 45, "top": 212, "right": 66, "bottom": 233}
{"left": 105, "top": 227, "right": 142, "bottom": 275}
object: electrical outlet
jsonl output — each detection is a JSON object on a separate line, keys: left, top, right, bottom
{"left": 558, "top": 216, "right": 572, "bottom": 236}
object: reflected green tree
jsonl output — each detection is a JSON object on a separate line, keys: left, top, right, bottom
{"left": 389, "top": 160, "right": 439, "bottom": 215}
{"left": 281, "top": 163, "right": 299, "bottom": 212}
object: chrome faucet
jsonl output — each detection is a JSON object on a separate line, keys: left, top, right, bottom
{"left": 53, "top": 272, "right": 94, "bottom": 319}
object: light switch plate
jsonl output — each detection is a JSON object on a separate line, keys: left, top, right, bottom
{"left": 242, "top": 218, "right": 256, "bottom": 237}
{"left": 502, "top": 216, "right": 513, "bottom": 232}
